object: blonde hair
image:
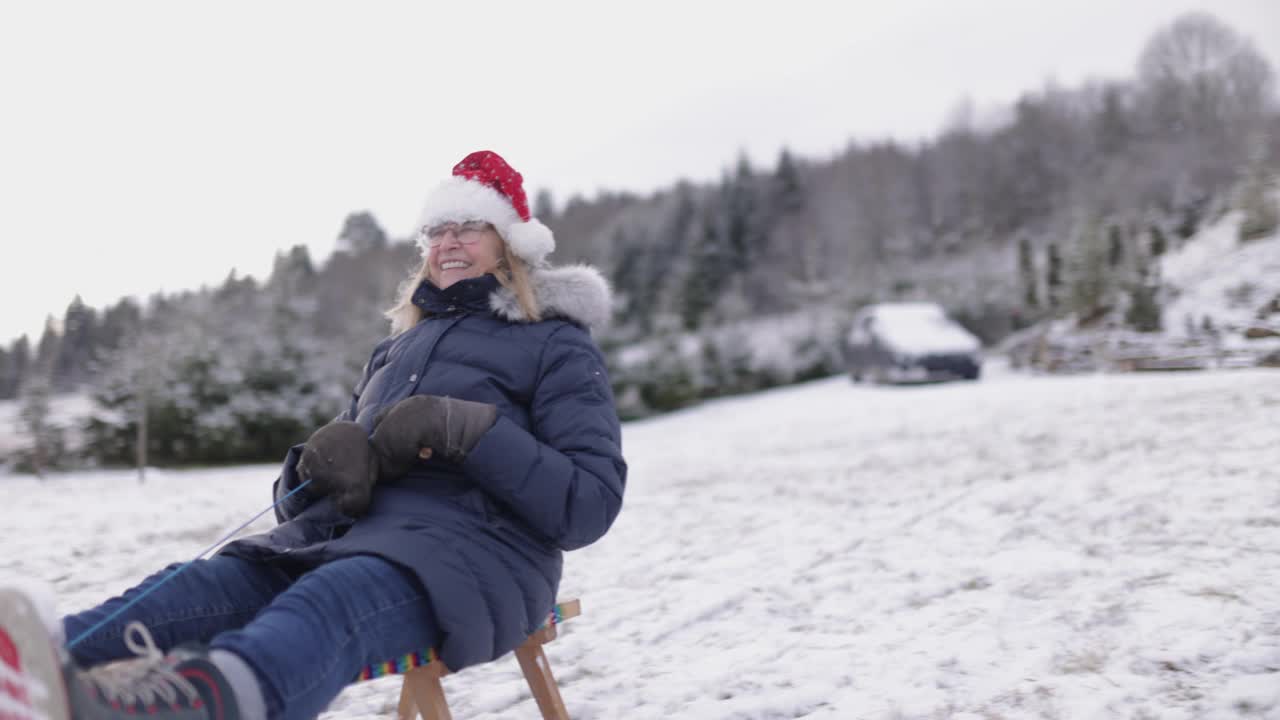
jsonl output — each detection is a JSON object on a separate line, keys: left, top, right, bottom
{"left": 385, "top": 239, "right": 541, "bottom": 335}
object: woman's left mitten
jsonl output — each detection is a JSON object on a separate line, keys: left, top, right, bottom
{"left": 370, "top": 395, "right": 498, "bottom": 477}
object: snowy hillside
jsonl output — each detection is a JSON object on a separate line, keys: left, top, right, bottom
{"left": 1162, "top": 208, "right": 1280, "bottom": 351}
{"left": 2, "top": 365, "right": 1279, "bottom": 718}
{"left": 1001, "top": 206, "right": 1280, "bottom": 373}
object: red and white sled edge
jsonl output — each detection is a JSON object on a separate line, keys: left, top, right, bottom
{"left": 0, "top": 588, "right": 70, "bottom": 720}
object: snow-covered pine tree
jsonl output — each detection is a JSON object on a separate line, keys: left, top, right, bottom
{"left": 16, "top": 376, "right": 66, "bottom": 477}
{"left": 1237, "top": 159, "right": 1278, "bottom": 242}
{"left": 51, "top": 295, "right": 98, "bottom": 392}
{"left": 1, "top": 335, "right": 31, "bottom": 400}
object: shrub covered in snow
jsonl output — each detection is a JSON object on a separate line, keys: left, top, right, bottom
{"left": 608, "top": 306, "right": 848, "bottom": 419}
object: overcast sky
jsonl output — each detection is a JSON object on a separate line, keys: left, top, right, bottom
{"left": 1, "top": 0, "right": 1277, "bottom": 346}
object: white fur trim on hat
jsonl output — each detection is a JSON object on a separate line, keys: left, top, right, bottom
{"left": 416, "top": 176, "right": 556, "bottom": 265}
{"left": 418, "top": 176, "right": 521, "bottom": 232}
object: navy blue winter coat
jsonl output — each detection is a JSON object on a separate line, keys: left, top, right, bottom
{"left": 222, "top": 267, "right": 626, "bottom": 672}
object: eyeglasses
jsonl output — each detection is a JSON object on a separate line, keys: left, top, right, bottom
{"left": 421, "top": 221, "right": 495, "bottom": 247}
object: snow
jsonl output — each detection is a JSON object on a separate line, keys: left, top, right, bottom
{"left": 1161, "top": 209, "right": 1280, "bottom": 345}
{"left": 1161, "top": 210, "right": 1250, "bottom": 291}
{"left": 3, "top": 365, "right": 1279, "bottom": 719}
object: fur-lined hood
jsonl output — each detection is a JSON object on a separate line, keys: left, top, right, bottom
{"left": 490, "top": 264, "right": 613, "bottom": 331}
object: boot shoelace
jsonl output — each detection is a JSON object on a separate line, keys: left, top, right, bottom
{"left": 85, "top": 621, "right": 203, "bottom": 708}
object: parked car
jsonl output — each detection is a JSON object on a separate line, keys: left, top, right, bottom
{"left": 845, "top": 302, "right": 982, "bottom": 383}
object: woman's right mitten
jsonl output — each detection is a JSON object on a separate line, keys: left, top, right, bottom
{"left": 295, "top": 421, "right": 380, "bottom": 516}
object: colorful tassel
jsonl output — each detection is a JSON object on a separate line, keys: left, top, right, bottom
{"left": 357, "top": 603, "right": 569, "bottom": 681}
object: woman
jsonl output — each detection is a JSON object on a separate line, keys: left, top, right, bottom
{"left": 59, "top": 150, "right": 626, "bottom": 720}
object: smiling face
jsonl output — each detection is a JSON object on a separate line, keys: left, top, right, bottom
{"left": 424, "top": 221, "right": 505, "bottom": 289}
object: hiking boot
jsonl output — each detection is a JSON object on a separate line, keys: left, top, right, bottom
{"left": 64, "top": 622, "right": 240, "bottom": 720}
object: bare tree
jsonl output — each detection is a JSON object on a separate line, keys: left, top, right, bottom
{"left": 1138, "top": 12, "right": 1276, "bottom": 136}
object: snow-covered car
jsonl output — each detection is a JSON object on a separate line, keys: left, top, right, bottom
{"left": 845, "top": 302, "right": 982, "bottom": 383}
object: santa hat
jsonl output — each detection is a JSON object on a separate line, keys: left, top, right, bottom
{"left": 416, "top": 150, "right": 555, "bottom": 266}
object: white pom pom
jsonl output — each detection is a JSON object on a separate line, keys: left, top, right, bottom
{"left": 505, "top": 219, "right": 555, "bottom": 265}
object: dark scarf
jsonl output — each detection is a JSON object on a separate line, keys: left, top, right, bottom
{"left": 410, "top": 274, "right": 500, "bottom": 316}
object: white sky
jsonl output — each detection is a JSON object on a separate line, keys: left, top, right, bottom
{"left": 1, "top": 0, "right": 1277, "bottom": 346}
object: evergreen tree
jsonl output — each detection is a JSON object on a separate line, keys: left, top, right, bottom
{"left": 16, "top": 376, "right": 65, "bottom": 477}
{"left": 726, "top": 154, "right": 766, "bottom": 272}
{"left": 270, "top": 245, "right": 317, "bottom": 292}
{"left": 1069, "top": 217, "right": 1112, "bottom": 320}
{"left": 663, "top": 182, "right": 698, "bottom": 252}
{"left": 770, "top": 148, "right": 805, "bottom": 217}
{"left": 1238, "top": 165, "right": 1279, "bottom": 242}
{"left": 0, "top": 348, "right": 10, "bottom": 400}
{"left": 33, "top": 316, "right": 60, "bottom": 378}
{"left": 636, "top": 332, "right": 700, "bottom": 412}
{"left": 609, "top": 227, "right": 642, "bottom": 323}
{"left": 1149, "top": 225, "right": 1168, "bottom": 257}
{"left": 3, "top": 336, "right": 31, "bottom": 400}
{"left": 1095, "top": 85, "right": 1132, "bottom": 157}
{"left": 1002, "top": 97, "right": 1061, "bottom": 226}
{"left": 1018, "top": 236, "right": 1039, "bottom": 308}
{"left": 52, "top": 295, "right": 98, "bottom": 391}
{"left": 1106, "top": 225, "right": 1126, "bottom": 270}
{"left": 631, "top": 184, "right": 698, "bottom": 333}
{"left": 99, "top": 298, "right": 143, "bottom": 358}
{"left": 1046, "top": 243, "right": 1064, "bottom": 309}
{"left": 318, "top": 212, "right": 412, "bottom": 349}
{"left": 337, "top": 211, "right": 388, "bottom": 253}
{"left": 1126, "top": 274, "right": 1163, "bottom": 332}
{"left": 681, "top": 203, "right": 729, "bottom": 330}
{"left": 534, "top": 189, "right": 556, "bottom": 222}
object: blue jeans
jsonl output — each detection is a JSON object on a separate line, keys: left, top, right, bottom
{"left": 63, "top": 555, "right": 439, "bottom": 720}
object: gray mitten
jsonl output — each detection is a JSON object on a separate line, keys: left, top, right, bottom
{"left": 295, "top": 420, "right": 380, "bottom": 516}
{"left": 370, "top": 395, "right": 498, "bottom": 478}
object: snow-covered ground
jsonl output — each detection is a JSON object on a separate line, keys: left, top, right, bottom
{"left": 3, "top": 364, "right": 1279, "bottom": 719}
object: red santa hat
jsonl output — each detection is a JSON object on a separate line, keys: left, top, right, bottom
{"left": 416, "top": 150, "right": 555, "bottom": 266}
